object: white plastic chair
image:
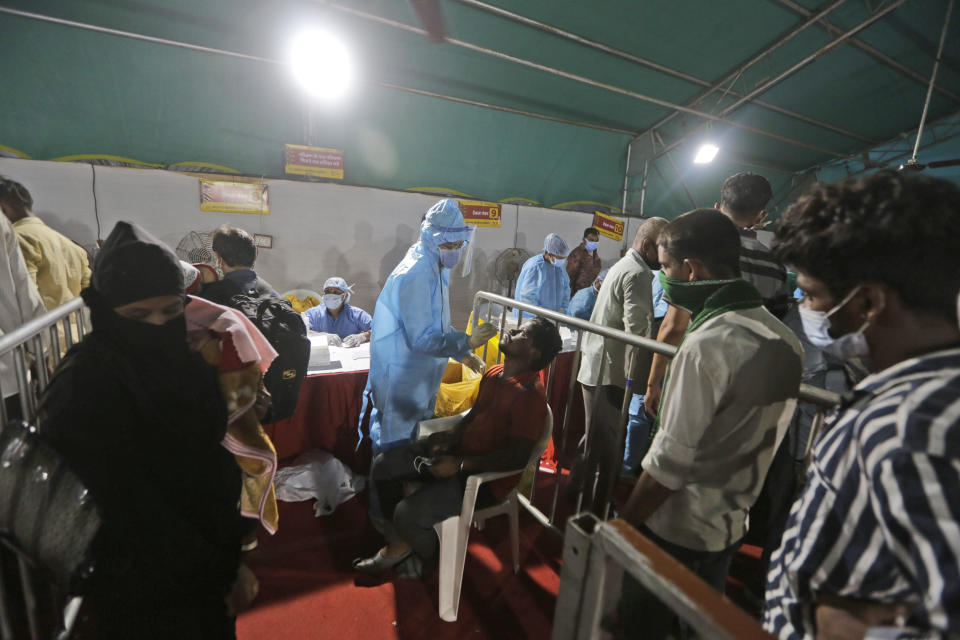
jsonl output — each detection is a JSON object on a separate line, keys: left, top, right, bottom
{"left": 416, "top": 405, "right": 553, "bottom": 622}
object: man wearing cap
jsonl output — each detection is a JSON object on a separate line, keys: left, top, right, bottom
{"left": 302, "top": 277, "right": 373, "bottom": 347}
{"left": 514, "top": 233, "right": 572, "bottom": 315}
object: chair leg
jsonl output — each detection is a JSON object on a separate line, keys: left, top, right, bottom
{"left": 508, "top": 495, "right": 520, "bottom": 574}
{"left": 436, "top": 516, "right": 469, "bottom": 622}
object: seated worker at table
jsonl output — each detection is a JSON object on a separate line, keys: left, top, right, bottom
{"left": 301, "top": 276, "right": 372, "bottom": 347}
{"left": 352, "top": 317, "right": 562, "bottom": 576}
{"left": 567, "top": 269, "right": 608, "bottom": 320}
{"left": 515, "top": 232, "right": 572, "bottom": 315}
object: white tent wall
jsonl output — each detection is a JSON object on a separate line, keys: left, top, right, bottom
{"left": 0, "top": 158, "right": 624, "bottom": 327}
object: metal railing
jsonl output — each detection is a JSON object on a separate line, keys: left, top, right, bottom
{"left": 0, "top": 297, "right": 90, "bottom": 428}
{"left": 470, "top": 290, "right": 842, "bottom": 531}
{"left": 553, "top": 514, "right": 775, "bottom": 640}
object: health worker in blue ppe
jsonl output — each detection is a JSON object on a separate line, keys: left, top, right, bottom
{"left": 567, "top": 269, "right": 608, "bottom": 320}
{"left": 515, "top": 233, "right": 571, "bottom": 315}
{"left": 360, "top": 199, "right": 497, "bottom": 454}
{"left": 301, "top": 277, "right": 373, "bottom": 347}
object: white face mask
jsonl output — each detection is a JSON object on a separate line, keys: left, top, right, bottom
{"left": 323, "top": 293, "right": 344, "bottom": 310}
{"left": 798, "top": 285, "right": 871, "bottom": 360}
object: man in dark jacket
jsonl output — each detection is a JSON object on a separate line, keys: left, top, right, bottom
{"left": 201, "top": 224, "right": 278, "bottom": 304}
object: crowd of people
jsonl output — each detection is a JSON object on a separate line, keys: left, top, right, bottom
{"left": 0, "top": 167, "right": 958, "bottom": 640}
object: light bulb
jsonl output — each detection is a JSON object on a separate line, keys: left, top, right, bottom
{"left": 289, "top": 28, "right": 354, "bottom": 103}
{"left": 693, "top": 143, "right": 720, "bottom": 164}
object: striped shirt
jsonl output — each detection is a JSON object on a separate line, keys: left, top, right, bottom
{"left": 739, "top": 230, "right": 789, "bottom": 310}
{"left": 764, "top": 347, "right": 960, "bottom": 640}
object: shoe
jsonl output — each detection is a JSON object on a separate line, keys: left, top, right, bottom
{"left": 240, "top": 534, "right": 259, "bottom": 552}
{"left": 351, "top": 550, "right": 413, "bottom": 575}
{"left": 395, "top": 554, "right": 424, "bottom": 579}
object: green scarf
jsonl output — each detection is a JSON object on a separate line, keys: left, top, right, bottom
{"left": 649, "top": 276, "right": 763, "bottom": 441}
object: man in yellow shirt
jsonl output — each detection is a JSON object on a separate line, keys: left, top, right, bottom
{"left": 0, "top": 178, "right": 91, "bottom": 310}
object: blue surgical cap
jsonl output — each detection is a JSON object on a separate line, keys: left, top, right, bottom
{"left": 422, "top": 199, "right": 471, "bottom": 246}
{"left": 544, "top": 233, "right": 570, "bottom": 257}
{"left": 324, "top": 276, "right": 354, "bottom": 301}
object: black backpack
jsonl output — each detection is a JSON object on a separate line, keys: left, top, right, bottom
{"left": 229, "top": 293, "right": 310, "bottom": 422}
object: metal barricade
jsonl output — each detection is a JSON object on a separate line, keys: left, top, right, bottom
{"left": 0, "top": 297, "right": 90, "bottom": 429}
{"left": 469, "top": 290, "right": 841, "bottom": 532}
{"left": 553, "top": 514, "right": 776, "bottom": 640}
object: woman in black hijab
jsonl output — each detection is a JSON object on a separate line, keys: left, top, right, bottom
{"left": 40, "top": 221, "right": 252, "bottom": 638}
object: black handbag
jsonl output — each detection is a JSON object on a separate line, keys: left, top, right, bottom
{"left": 0, "top": 420, "right": 100, "bottom": 589}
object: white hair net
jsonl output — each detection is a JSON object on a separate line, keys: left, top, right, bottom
{"left": 543, "top": 233, "right": 570, "bottom": 257}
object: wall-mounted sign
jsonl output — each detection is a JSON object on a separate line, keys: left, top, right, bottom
{"left": 458, "top": 200, "right": 502, "bottom": 227}
{"left": 253, "top": 233, "right": 273, "bottom": 249}
{"left": 284, "top": 144, "right": 344, "bottom": 180}
{"left": 592, "top": 211, "right": 624, "bottom": 242}
{"left": 199, "top": 180, "right": 269, "bottom": 215}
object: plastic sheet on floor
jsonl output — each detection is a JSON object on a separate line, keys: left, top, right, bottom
{"left": 274, "top": 449, "right": 366, "bottom": 517}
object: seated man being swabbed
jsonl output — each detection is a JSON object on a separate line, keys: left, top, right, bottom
{"left": 352, "top": 317, "right": 562, "bottom": 577}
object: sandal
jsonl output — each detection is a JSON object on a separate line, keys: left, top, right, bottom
{"left": 351, "top": 550, "right": 413, "bottom": 575}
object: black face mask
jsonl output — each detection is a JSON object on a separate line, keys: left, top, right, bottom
{"left": 641, "top": 251, "right": 661, "bottom": 271}
{"left": 109, "top": 312, "right": 188, "bottom": 359}
{"left": 86, "top": 289, "right": 189, "bottom": 362}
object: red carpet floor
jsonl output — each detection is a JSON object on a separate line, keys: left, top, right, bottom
{"left": 236, "top": 469, "right": 765, "bottom": 640}
{"left": 237, "top": 488, "right": 565, "bottom": 640}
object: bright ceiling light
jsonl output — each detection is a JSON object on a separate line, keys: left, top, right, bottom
{"left": 693, "top": 143, "right": 720, "bottom": 164}
{"left": 289, "top": 28, "right": 354, "bottom": 103}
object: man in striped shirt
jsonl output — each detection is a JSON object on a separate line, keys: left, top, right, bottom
{"left": 764, "top": 171, "right": 960, "bottom": 639}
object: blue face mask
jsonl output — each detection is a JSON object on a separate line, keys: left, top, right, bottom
{"left": 439, "top": 247, "right": 462, "bottom": 269}
{"left": 585, "top": 240, "right": 598, "bottom": 252}
{"left": 552, "top": 257, "right": 567, "bottom": 268}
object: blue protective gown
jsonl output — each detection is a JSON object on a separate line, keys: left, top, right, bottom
{"left": 302, "top": 302, "right": 372, "bottom": 339}
{"left": 567, "top": 285, "right": 599, "bottom": 320}
{"left": 514, "top": 253, "right": 571, "bottom": 314}
{"left": 359, "top": 201, "right": 472, "bottom": 453}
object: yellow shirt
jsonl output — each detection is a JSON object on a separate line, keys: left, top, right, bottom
{"left": 13, "top": 217, "right": 91, "bottom": 311}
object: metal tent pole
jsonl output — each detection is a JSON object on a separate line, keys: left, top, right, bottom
{"left": 330, "top": 3, "right": 853, "bottom": 160}
{"left": 772, "top": 0, "right": 960, "bottom": 104}
{"left": 631, "top": 0, "right": 852, "bottom": 145}
{"left": 908, "top": 0, "right": 954, "bottom": 164}
{"left": 650, "top": 0, "right": 912, "bottom": 161}
{"left": 453, "top": 0, "right": 875, "bottom": 143}
{"left": 0, "top": 6, "right": 634, "bottom": 137}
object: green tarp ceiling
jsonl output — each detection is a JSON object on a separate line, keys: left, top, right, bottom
{"left": 1, "top": 0, "right": 958, "bottom": 218}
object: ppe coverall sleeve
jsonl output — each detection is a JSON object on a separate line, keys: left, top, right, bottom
{"left": 397, "top": 270, "right": 470, "bottom": 360}
{"left": 514, "top": 259, "right": 544, "bottom": 307}
{"left": 567, "top": 288, "right": 594, "bottom": 320}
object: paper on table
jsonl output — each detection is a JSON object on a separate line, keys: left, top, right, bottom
{"left": 308, "top": 341, "right": 370, "bottom": 374}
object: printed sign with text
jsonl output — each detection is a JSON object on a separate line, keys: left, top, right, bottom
{"left": 199, "top": 180, "right": 269, "bottom": 215}
{"left": 458, "top": 200, "right": 502, "bottom": 227}
{"left": 592, "top": 211, "right": 624, "bottom": 241}
{"left": 284, "top": 144, "right": 344, "bottom": 180}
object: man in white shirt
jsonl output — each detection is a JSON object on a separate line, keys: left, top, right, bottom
{"left": 616, "top": 208, "right": 802, "bottom": 639}
{"left": 0, "top": 213, "right": 45, "bottom": 420}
